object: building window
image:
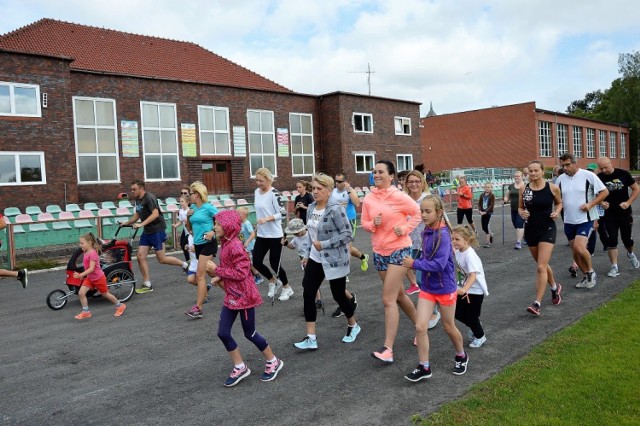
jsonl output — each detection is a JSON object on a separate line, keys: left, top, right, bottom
{"left": 353, "top": 113, "right": 373, "bottom": 133}
{"left": 73, "top": 97, "right": 119, "bottom": 183}
{"left": 397, "top": 154, "right": 413, "bottom": 172}
{"left": 572, "top": 126, "right": 583, "bottom": 158}
{"left": 198, "top": 106, "right": 230, "bottom": 155}
{"left": 247, "top": 109, "right": 276, "bottom": 176}
{"left": 354, "top": 152, "right": 375, "bottom": 173}
{"left": 609, "top": 131, "right": 617, "bottom": 158}
{"left": 0, "top": 81, "right": 41, "bottom": 117}
{"left": 0, "top": 152, "right": 46, "bottom": 185}
{"left": 556, "top": 124, "right": 568, "bottom": 155}
{"left": 598, "top": 130, "right": 607, "bottom": 157}
{"left": 141, "top": 102, "right": 179, "bottom": 181}
{"left": 538, "top": 121, "right": 551, "bottom": 157}
{"left": 289, "top": 113, "right": 315, "bottom": 176}
{"left": 586, "top": 128, "right": 595, "bottom": 159}
{"left": 621, "top": 133, "right": 627, "bottom": 159}
{"left": 394, "top": 117, "right": 411, "bottom": 135}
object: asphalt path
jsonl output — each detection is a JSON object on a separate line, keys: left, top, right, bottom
{"left": 1, "top": 203, "right": 638, "bottom": 425}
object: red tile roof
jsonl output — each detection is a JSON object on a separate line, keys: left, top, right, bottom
{"left": 0, "top": 18, "right": 291, "bottom": 93}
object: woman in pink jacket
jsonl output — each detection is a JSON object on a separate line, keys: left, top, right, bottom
{"left": 362, "top": 160, "right": 421, "bottom": 363}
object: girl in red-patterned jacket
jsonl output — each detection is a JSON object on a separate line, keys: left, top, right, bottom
{"left": 207, "top": 210, "right": 284, "bottom": 387}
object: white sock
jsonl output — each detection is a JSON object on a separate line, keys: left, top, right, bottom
{"left": 235, "top": 362, "right": 245, "bottom": 370}
{"left": 144, "top": 281, "right": 151, "bottom": 287}
{"left": 308, "top": 334, "right": 317, "bottom": 341}
{"left": 182, "top": 261, "right": 188, "bottom": 268}
{"left": 267, "top": 357, "right": 277, "bottom": 363}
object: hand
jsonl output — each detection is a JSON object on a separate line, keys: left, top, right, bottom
{"left": 401, "top": 256, "right": 413, "bottom": 268}
{"left": 602, "top": 201, "right": 610, "bottom": 210}
{"left": 549, "top": 210, "right": 558, "bottom": 220}
{"left": 519, "top": 209, "right": 530, "bottom": 220}
{"left": 620, "top": 201, "right": 630, "bottom": 210}
{"left": 373, "top": 214, "right": 382, "bottom": 227}
{"left": 257, "top": 217, "right": 269, "bottom": 225}
{"left": 579, "top": 203, "right": 590, "bottom": 212}
{"left": 313, "top": 241, "right": 322, "bottom": 251}
{"left": 133, "top": 223, "right": 142, "bottom": 229}
{"left": 210, "top": 276, "right": 221, "bottom": 286}
{"left": 300, "top": 258, "right": 307, "bottom": 269}
{"left": 393, "top": 226, "right": 403, "bottom": 237}
{"left": 73, "top": 272, "right": 81, "bottom": 279}
{"left": 204, "top": 231, "right": 214, "bottom": 240}
{"left": 456, "top": 287, "right": 467, "bottom": 296}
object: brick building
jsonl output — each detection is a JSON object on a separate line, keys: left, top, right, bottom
{"left": 0, "top": 19, "right": 421, "bottom": 209}
{"left": 421, "top": 101, "right": 630, "bottom": 173}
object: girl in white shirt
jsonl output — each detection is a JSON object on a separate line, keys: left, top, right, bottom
{"left": 452, "top": 225, "right": 489, "bottom": 348}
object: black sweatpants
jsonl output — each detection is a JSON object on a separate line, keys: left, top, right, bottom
{"left": 455, "top": 293, "right": 485, "bottom": 338}
{"left": 302, "top": 259, "right": 352, "bottom": 323}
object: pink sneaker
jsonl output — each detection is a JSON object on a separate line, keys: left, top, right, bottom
{"left": 371, "top": 346, "right": 394, "bottom": 363}
{"left": 75, "top": 311, "right": 92, "bottom": 320}
{"left": 405, "top": 283, "right": 420, "bottom": 295}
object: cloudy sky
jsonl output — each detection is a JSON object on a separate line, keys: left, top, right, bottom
{"left": 1, "top": 0, "right": 638, "bottom": 116}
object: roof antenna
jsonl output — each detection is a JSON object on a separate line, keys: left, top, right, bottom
{"left": 348, "top": 62, "right": 375, "bottom": 95}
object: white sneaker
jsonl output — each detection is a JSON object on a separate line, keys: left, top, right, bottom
{"left": 278, "top": 286, "right": 294, "bottom": 301}
{"left": 628, "top": 253, "right": 640, "bottom": 269}
{"left": 469, "top": 335, "right": 487, "bottom": 348}
{"left": 428, "top": 310, "right": 441, "bottom": 329}
{"left": 576, "top": 276, "right": 588, "bottom": 288}
{"left": 586, "top": 271, "right": 597, "bottom": 289}
{"left": 607, "top": 265, "right": 620, "bottom": 277}
{"left": 267, "top": 279, "right": 283, "bottom": 298}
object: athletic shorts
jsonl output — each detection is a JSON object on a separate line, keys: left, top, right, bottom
{"left": 373, "top": 247, "right": 411, "bottom": 272}
{"left": 524, "top": 222, "right": 556, "bottom": 247}
{"left": 419, "top": 290, "right": 457, "bottom": 306}
{"left": 139, "top": 230, "right": 168, "bottom": 251}
{"left": 195, "top": 240, "right": 218, "bottom": 258}
{"left": 564, "top": 221, "right": 593, "bottom": 241}
{"left": 81, "top": 275, "right": 108, "bottom": 294}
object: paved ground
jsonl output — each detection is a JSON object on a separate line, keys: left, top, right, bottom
{"left": 1, "top": 204, "right": 638, "bottom": 425}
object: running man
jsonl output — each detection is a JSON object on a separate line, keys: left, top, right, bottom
{"left": 121, "top": 179, "right": 189, "bottom": 293}
{"left": 556, "top": 154, "right": 609, "bottom": 289}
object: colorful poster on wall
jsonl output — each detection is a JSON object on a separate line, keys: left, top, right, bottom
{"left": 121, "top": 120, "right": 139, "bottom": 157}
{"left": 181, "top": 123, "right": 197, "bottom": 157}
{"left": 233, "top": 126, "right": 247, "bottom": 157}
{"left": 277, "top": 128, "right": 289, "bottom": 157}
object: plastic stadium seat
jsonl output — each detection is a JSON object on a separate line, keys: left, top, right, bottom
{"left": 219, "top": 194, "right": 231, "bottom": 200}
{"left": 164, "top": 197, "right": 177, "bottom": 205}
{"left": 53, "top": 212, "right": 73, "bottom": 230}
{"left": 75, "top": 210, "right": 95, "bottom": 228}
{"left": 236, "top": 199, "right": 248, "bottom": 205}
{"left": 209, "top": 195, "right": 218, "bottom": 201}
{"left": 223, "top": 199, "right": 236, "bottom": 208}
{"left": 14, "top": 214, "right": 32, "bottom": 224}
{"left": 83, "top": 202, "right": 99, "bottom": 211}
{"left": 165, "top": 203, "right": 179, "bottom": 212}
{"left": 4, "top": 207, "right": 21, "bottom": 218}
{"left": 119, "top": 200, "right": 133, "bottom": 209}
{"left": 115, "top": 207, "right": 131, "bottom": 216}
{"left": 25, "top": 205, "right": 43, "bottom": 216}
{"left": 292, "top": 190, "right": 299, "bottom": 197}
{"left": 29, "top": 222, "right": 50, "bottom": 232}
{"left": 98, "top": 208, "right": 114, "bottom": 226}
{"left": 101, "top": 201, "right": 117, "bottom": 210}
{"left": 65, "top": 203, "right": 81, "bottom": 213}
{"left": 46, "top": 204, "right": 63, "bottom": 214}
{"left": 281, "top": 191, "right": 291, "bottom": 197}
{"left": 37, "top": 212, "right": 54, "bottom": 221}
{"left": 211, "top": 200, "right": 223, "bottom": 209}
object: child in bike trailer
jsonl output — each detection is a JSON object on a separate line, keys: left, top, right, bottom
{"left": 207, "top": 210, "right": 284, "bottom": 387}
{"left": 74, "top": 232, "right": 126, "bottom": 320}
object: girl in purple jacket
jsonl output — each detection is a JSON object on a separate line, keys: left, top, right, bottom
{"left": 208, "top": 210, "right": 284, "bottom": 387}
{"left": 401, "top": 194, "right": 468, "bottom": 382}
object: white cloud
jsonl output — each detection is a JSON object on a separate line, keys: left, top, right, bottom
{"left": 1, "top": 0, "right": 639, "bottom": 115}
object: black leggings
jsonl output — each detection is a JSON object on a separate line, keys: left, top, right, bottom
{"left": 180, "top": 229, "right": 189, "bottom": 261}
{"left": 252, "top": 237, "right": 288, "bottom": 285}
{"left": 455, "top": 293, "right": 484, "bottom": 338}
{"left": 302, "top": 259, "right": 353, "bottom": 322}
{"left": 480, "top": 213, "right": 492, "bottom": 235}
{"left": 457, "top": 208, "right": 474, "bottom": 225}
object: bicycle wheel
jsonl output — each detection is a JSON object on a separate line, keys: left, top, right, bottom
{"left": 106, "top": 269, "right": 135, "bottom": 302}
{"left": 46, "top": 289, "right": 68, "bottom": 310}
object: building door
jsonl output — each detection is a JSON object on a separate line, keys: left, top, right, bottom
{"left": 202, "top": 161, "right": 231, "bottom": 194}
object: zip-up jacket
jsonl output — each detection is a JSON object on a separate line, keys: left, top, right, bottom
{"left": 412, "top": 224, "right": 456, "bottom": 294}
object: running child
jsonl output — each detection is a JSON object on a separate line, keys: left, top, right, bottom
{"left": 73, "top": 232, "right": 126, "bottom": 320}
{"left": 401, "top": 194, "right": 468, "bottom": 382}
{"left": 237, "top": 206, "right": 264, "bottom": 285}
{"left": 172, "top": 194, "right": 190, "bottom": 261}
{"left": 207, "top": 210, "right": 283, "bottom": 387}
{"left": 478, "top": 183, "right": 495, "bottom": 248}
{"left": 452, "top": 225, "right": 489, "bottom": 348}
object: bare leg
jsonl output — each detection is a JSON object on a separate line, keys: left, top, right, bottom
{"left": 195, "top": 254, "right": 213, "bottom": 309}
{"left": 381, "top": 265, "right": 417, "bottom": 349}
{"left": 136, "top": 245, "right": 151, "bottom": 283}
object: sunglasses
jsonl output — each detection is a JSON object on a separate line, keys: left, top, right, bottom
{"left": 181, "top": 191, "right": 189, "bottom": 195}
{"left": 335, "top": 180, "right": 344, "bottom": 183}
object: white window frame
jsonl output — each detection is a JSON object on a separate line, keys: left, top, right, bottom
{"left": 598, "top": 130, "right": 607, "bottom": 157}
{"left": 354, "top": 152, "right": 375, "bottom": 174}
{"left": 572, "top": 126, "right": 583, "bottom": 158}
{"left": 586, "top": 128, "right": 595, "bottom": 159}
{"left": 609, "top": 131, "right": 617, "bottom": 158}
{"left": 396, "top": 154, "right": 413, "bottom": 172}
{"left": 556, "top": 124, "right": 568, "bottom": 155}
{"left": 0, "top": 81, "right": 41, "bottom": 117}
{"left": 247, "top": 109, "right": 276, "bottom": 177}
{"left": 289, "top": 113, "right": 315, "bottom": 177}
{"left": 73, "top": 96, "right": 120, "bottom": 184}
{"left": 140, "top": 101, "right": 180, "bottom": 181}
{"left": 538, "top": 121, "right": 551, "bottom": 157}
{"left": 197, "top": 105, "right": 231, "bottom": 156}
{"left": 394, "top": 117, "right": 411, "bottom": 136}
{"left": 0, "top": 151, "right": 46, "bottom": 186}
{"left": 352, "top": 112, "right": 373, "bottom": 133}
{"left": 620, "top": 133, "right": 627, "bottom": 159}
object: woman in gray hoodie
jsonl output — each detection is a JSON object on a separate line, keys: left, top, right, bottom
{"left": 293, "top": 173, "right": 361, "bottom": 350}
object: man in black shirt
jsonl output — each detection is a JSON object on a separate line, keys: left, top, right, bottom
{"left": 596, "top": 157, "right": 640, "bottom": 277}
{"left": 122, "top": 179, "right": 188, "bottom": 293}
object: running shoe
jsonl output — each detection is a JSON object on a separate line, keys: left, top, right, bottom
{"left": 135, "top": 285, "right": 153, "bottom": 294}
{"left": 405, "top": 364, "right": 432, "bottom": 382}
{"left": 342, "top": 324, "right": 361, "bottom": 343}
{"left": 224, "top": 365, "right": 251, "bottom": 387}
{"left": 527, "top": 301, "right": 541, "bottom": 316}
{"left": 628, "top": 252, "right": 640, "bottom": 269}
{"left": 469, "top": 335, "right": 487, "bottom": 348}
{"left": 75, "top": 311, "right": 92, "bottom": 320}
{"left": 254, "top": 275, "right": 264, "bottom": 285}
{"left": 260, "top": 359, "right": 284, "bottom": 382}
{"left": 452, "top": 352, "right": 469, "bottom": 375}
{"left": 607, "top": 265, "right": 620, "bottom": 277}
{"left": 185, "top": 305, "right": 203, "bottom": 319}
{"left": 514, "top": 241, "right": 522, "bottom": 250}
{"left": 361, "top": 254, "right": 370, "bottom": 271}
{"left": 114, "top": 303, "right": 127, "bottom": 317}
{"left": 371, "top": 346, "right": 394, "bottom": 363}
{"left": 428, "top": 310, "right": 441, "bottom": 329}
{"left": 332, "top": 307, "right": 344, "bottom": 318}
{"left": 278, "top": 286, "right": 294, "bottom": 301}
{"left": 315, "top": 299, "right": 324, "bottom": 310}
{"left": 576, "top": 276, "right": 588, "bottom": 288}
{"left": 17, "top": 269, "right": 28, "bottom": 289}
{"left": 568, "top": 265, "right": 578, "bottom": 278}
{"left": 586, "top": 271, "right": 597, "bottom": 289}
{"left": 293, "top": 336, "right": 318, "bottom": 350}
{"left": 551, "top": 284, "right": 562, "bottom": 305}
{"left": 267, "top": 279, "right": 283, "bottom": 298}
{"left": 405, "top": 283, "right": 420, "bottom": 295}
